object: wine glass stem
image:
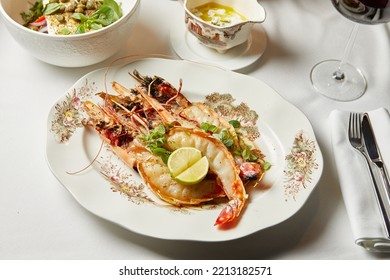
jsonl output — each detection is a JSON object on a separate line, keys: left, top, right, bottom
{"left": 333, "top": 23, "right": 360, "bottom": 81}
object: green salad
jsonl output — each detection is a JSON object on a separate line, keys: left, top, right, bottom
{"left": 21, "top": 0, "right": 123, "bottom": 35}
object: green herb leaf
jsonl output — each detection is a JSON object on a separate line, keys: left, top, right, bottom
{"left": 263, "top": 161, "right": 272, "bottom": 171}
{"left": 140, "top": 124, "right": 171, "bottom": 163}
{"left": 150, "top": 147, "right": 171, "bottom": 164}
{"left": 200, "top": 122, "right": 218, "bottom": 133}
{"left": 90, "top": 23, "right": 103, "bottom": 30}
{"left": 72, "top": 13, "right": 88, "bottom": 22}
{"left": 103, "top": 0, "right": 122, "bottom": 18}
{"left": 75, "top": 23, "right": 87, "bottom": 34}
{"left": 215, "top": 129, "right": 234, "bottom": 148}
{"left": 242, "top": 147, "right": 258, "bottom": 162}
{"left": 20, "top": 0, "right": 44, "bottom": 25}
{"left": 72, "top": 0, "right": 123, "bottom": 34}
{"left": 61, "top": 28, "right": 70, "bottom": 35}
{"left": 229, "top": 120, "right": 241, "bottom": 128}
{"left": 43, "top": 3, "right": 61, "bottom": 15}
{"left": 223, "top": 138, "right": 234, "bottom": 147}
{"left": 155, "top": 123, "right": 166, "bottom": 135}
{"left": 94, "top": 6, "right": 117, "bottom": 24}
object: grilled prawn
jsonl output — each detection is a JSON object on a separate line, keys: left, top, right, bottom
{"left": 165, "top": 127, "right": 247, "bottom": 225}
{"left": 82, "top": 101, "right": 225, "bottom": 206}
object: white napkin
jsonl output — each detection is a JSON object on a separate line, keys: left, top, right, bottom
{"left": 330, "top": 108, "right": 390, "bottom": 252}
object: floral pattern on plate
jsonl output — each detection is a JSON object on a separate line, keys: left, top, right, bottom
{"left": 50, "top": 79, "right": 96, "bottom": 144}
{"left": 284, "top": 131, "right": 319, "bottom": 201}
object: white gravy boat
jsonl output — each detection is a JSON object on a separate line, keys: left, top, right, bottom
{"left": 181, "top": 0, "right": 266, "bottom": 53}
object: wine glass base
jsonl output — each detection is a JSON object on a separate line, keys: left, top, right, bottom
{"left": 310, "top": 59, "right": 367, "bottom": 101}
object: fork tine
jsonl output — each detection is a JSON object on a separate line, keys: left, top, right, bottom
{"left": 348, "top": 112, "right": 353, "bottom": 138}
{"left": 349, "top": 112, "right": 357, "bottom": 140}
{"left": 352, "top": 112, "right": 357, "bottom": 139}
{"left": 355, "top": 112, "right": 362, "bottom": 139}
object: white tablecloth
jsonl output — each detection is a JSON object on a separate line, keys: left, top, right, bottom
{"left": 1, "top": 0, "right": 390, "bottom": 259}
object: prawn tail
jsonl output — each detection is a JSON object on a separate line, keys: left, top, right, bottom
{"left": 214, "top": 198, "right": 244, "bottom": 226}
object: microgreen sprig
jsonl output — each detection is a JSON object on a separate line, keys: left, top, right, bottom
{"left": 140, "top": 124, "right": 171, "bottom": 163}
{"left": 201, "top": 120, "right": 263, "bottom": 163}
{"left": 201, "top": 121, "right": 236, "bottom": 149}
{"left": 214, "top": 129, "right": 234, "bottom": 148}
{"left": 263, "top": 161, "right": 272, "bottom": 171}
{"left": 242, "top": 146, "right": 258, "bottom": 162}
{"left": 228, "top": 119, "right": 241, "bottom": 128}
{"left": 200, "top": 122, "right": 218, "bottom": 133}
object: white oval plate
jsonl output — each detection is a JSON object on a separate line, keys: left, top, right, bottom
{"left": 46, "top": 58, "right": 323, "bottom": 241}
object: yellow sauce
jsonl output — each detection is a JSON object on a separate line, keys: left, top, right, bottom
{"left": 191, "top": 2, "right": 247, "bottom": 27}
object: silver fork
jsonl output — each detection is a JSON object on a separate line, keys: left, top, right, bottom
{"left": 348, "top": 112, "right": 390, "bottom": 238}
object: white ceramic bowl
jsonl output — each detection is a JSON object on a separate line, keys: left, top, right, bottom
{"left": 0, "top": 0, "right": 140, "bottom": 67}
{"left": 183, "top": 0, "right": 266, "bottom": 53}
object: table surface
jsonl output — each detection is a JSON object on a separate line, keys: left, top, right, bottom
{"left": 1, "top": 0, "right": 390, "bottom": 260}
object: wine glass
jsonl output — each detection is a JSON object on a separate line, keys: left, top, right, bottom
{"left": 310, "top": 0, "right": 390, "bottom": 101}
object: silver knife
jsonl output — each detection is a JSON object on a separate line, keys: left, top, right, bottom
{"left": 362, "top": 113, "right": 390, "bottom": 237}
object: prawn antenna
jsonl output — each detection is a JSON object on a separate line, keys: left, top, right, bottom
{"left": 65, "top": 140, "right": 104, "bottom": 175}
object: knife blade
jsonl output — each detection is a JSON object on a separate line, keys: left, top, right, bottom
{"left": 362, "top": 114, "right": 383, "bottom": 166}
{"left": 362, "top": 114, "right": 390, "bottom": 190}
{"left": 362, "top": 113, "right": 390, "bottom": 237}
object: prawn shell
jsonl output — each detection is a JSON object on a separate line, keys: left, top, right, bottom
{"left": 137, "top": 155, "right": 225, "bottom": 206}
{"left": 180, "top": 103, "right": 235, "bottom": 136}
{"left": 165, "top": 127, "right": 247, "bottom": 225}
{"left": 165, "top": 127, "right": 245, "bottom": 198}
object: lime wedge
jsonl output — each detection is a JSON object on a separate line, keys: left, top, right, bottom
{"left": 175, "top": 156, "right": 209, "bottom": 185}
{"left": 167, "top": 147, "right": 202, "bottom": 177}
